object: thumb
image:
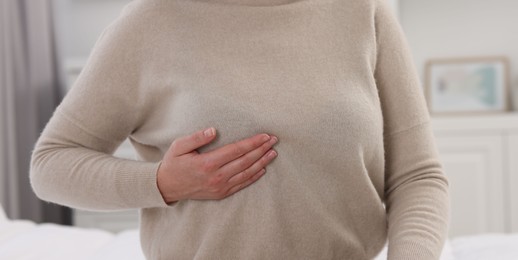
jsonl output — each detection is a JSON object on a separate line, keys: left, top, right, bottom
{"left": 170, "top": 127, "right": 217, "bottom": 156}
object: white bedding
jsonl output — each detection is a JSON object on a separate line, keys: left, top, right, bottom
{"left": 449, "top": 233, "right": 518, "bottom": 260}
{"left": 1, "top": 206, "right": 517, "bottom": 260}
{"left": 0, "top": 224, "right": 114, "bottom": 260}
{"left": 81, "top": 230, "right": 145, "bottom": 260}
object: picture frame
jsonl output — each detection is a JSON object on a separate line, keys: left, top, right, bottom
{"left": 424, "top": 56, "right": 511, "bottom": 115}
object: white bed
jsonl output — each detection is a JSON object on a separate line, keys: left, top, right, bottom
{"left": 0, "top": 206, "right": 144, "bottom": 260}
{"left": 1, "top": 206, "right": 518, "bottom": 260}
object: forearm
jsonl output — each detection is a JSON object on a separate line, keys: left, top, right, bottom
{"left": 384, "top": 123, "right": 451, "bottom": 260}
{"left": 30, "top": 111, "right": 168, "bottom": 211}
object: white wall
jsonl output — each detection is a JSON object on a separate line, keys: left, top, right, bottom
{"left": 52, "top": 0, "right": 131, "bottom": 59}
{"left": 52, "top": 0, "right": 518, "bottom": 88}
{"left": 387, "top": 0, "right": 399, "bottom": 18}
{"left": 399, "top": 0, "right": 518, "bottom": 94}
{"left": 51, "top": 0, "right": 132, "bottom": 94}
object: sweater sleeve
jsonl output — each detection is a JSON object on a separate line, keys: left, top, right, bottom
{"left": 373, "top": 0, "right": 451, "bottom": 259}
{"left": 29, "top": 6, "right": 171, "bottom": 211}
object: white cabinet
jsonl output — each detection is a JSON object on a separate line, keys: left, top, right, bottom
{"left": 435, "top": 134, "right": 506, "bottom": 236}
{"left": 73, "top": 208, "right": 139, "bottom": 233}
{"left": 509, "top": 133, "right": 518, "bottom": 232}
{"left": 432, "top": 112, "right": 518, "bottom": 238}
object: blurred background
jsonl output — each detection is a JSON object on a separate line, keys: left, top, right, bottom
{"left": 1, "top": 0, "right": 518, "bottom": 244}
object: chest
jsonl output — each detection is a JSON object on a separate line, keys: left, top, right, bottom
{"left": 131, "top": 7, "right": 383, "bottom": 162}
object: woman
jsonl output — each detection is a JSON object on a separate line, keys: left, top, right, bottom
{"left": 30, "top": 0, "right": 450, "bottom": 259}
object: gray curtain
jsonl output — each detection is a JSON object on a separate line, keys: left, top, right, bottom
{"left": 0, "top": 0, "right": 70, "bottom": 224}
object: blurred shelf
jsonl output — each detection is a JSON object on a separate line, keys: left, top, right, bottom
{"left": 431, "top": 112, "right": 518, "bottom": 134}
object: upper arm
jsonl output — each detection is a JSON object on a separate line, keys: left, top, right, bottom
{"left": 372, "top": 0, "right": 431, "bottom": 138}
{"left": 55, "top": 5, "right": 149, "bottom": 151}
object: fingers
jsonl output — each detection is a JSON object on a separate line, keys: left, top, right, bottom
{"left": 224, "top": 168, "right": 267, "bottom": 197}
{"left": 202, "top": 133, "right": 272, "bottom": 169}
{"left": 188, "top": 145, "right": 276, "bottom": 200}
{"left": 226, "top": 143, "right": 277, "bottom": 185}
{"left": 219, "top": 135, "right": 278, "bottom": 182}
{"left": 171, "top": 127, "right": 216, "bottom": 156}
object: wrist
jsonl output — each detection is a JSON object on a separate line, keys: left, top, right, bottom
{"left": 156, "top": 161, "right": 178, "bottom": 204}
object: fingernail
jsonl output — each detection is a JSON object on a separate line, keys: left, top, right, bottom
{"left": 204, "top": 127, "right": 214, "bottom": 137}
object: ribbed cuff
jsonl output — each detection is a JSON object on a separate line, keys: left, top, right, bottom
{"left": 387, "top": 238, "right": 443, "bottom": 260}
{"left": 114, "top": 160, "right": 177, "bottom": 208}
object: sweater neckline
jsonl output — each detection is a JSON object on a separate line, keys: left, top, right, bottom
{"left": 187, "top": 0, "right": 306, "bottom": 7}
{"left": 170, "top": 0, "right": 334, "bottom": 8}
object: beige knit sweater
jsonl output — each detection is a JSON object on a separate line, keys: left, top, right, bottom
{"left": 29, "top": 0, "right": 450, "bottom": 259}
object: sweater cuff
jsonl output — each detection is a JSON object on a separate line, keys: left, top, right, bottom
{"left": 114, "top": 160, "right": 176, "bottom": 208}
{"left": 387, "top": 238, "right": 445, "bottom": 260}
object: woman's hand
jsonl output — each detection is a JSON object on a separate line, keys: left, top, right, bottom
{"left": 156, "top": 127, "right": 278, "bottom": 204}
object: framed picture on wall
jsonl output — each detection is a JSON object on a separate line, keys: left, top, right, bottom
{"left": 424, "top": 56, "right": 510, "bottom": 115}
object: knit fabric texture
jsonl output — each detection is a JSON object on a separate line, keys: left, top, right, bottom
{"left": 30, "top": 0, "right": 450, "bottom": 259}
